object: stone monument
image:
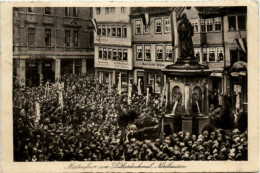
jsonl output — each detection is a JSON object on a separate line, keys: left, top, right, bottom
{"left": 162, "top": 13, "right": 212, "bottom": 135}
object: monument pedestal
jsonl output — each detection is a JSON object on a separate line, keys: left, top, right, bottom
{"left": 182, "top": 116, "right": 193, "bottom": 134}
{"left": 164, "top": 114, "right": 182, "bottom": 133}
{"left": 193, "top": 115, "right": 209, "bottom": 134}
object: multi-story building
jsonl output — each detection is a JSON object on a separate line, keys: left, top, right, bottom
{"left": 130, "top": 7, "right": 176, "bottom": 95}
{"left": 93, "top": 7, "right": 133, "bottom": 92}
{"left": 222, "top": 7, "right": 247, "bottom": 107}
{"left": 92, "top": 7, "right": 247, "bottom": 107}
{"left": 13, "top": 7, "right": 94, "bottom": 87}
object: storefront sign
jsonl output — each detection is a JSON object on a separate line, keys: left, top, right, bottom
{"left": 135, "top": 61, "right": 172, "bottom": 69}
{"left": 95, "top": 59, "right": 132, "bottom": 70}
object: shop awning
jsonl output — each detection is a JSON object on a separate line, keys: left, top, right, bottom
{"left": 231, "top": 71, "right": 247, "bottom": 77}
{"left": 210, "top": 72, "right": 223, "bottom": 77}
{"left": 231, "top": 61, "right": 247, "bottom": 72}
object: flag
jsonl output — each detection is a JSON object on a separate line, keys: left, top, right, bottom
{"left": 128, "top": 83, "right": 132, "bottom": 105}
{"left": 118, "top": 73, "right": 122, "bottom": 95}
{"left": 235, "top": 38, "right": 246, "bottom": 53}
{"left": 137, "top": 78, "right": 142, "bottom": 96}
{"left": 165, "top": 84, "right": 168, "bottom": 111}
{"left": 35, "top": 101, "right": 40, "bottom": 124}
{"left": 141, "top": 13, "right": 150, "bottom": 28}
{"left": 58, "top": 91, "right": 63, "bottom": 113}
{"left": 160, "top": 85, "right": 166, "bottom": 107}
{"left": 90, "top": 19, "right": 98, "bottom": 33}
{"left": 45, "top": 82, "right": 49, "bottom": 98}
{"left": 108, "top": 73, "right": 112, "bottom": 94}
{"left": 146, "top": 87, "right": 150, "bottom": 105}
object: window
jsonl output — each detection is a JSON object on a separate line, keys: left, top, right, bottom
{"left": 112, "top": 25, "right": 116, "bottom": 36}
{"left": 28, "top": 7, "right": 33, "bottom": 13}
{"left": 165, "top": 45, "right": 173, "bottom": 61}
{"left": 156, "top": 45, "right": 163, "bottom": 60}
{"left": 121, "top": 7, "right": 126, "bottom": 13}
{"left": 155, "top": 19, "right": 162, "bottom": 33}
{"left": 65, "top": 30, "right": 70, "bottom": 47}
{"left": 118, "top": 49, "right": 122, "bottom": 61}
{"left": 202, "top": 48, "right": 207, "bottom": 61}
{"left": 194, "top": 48, "right": 201, "bottom": 62}
{"left": 228, "top": 16, "right": 236, "bottom": 31}
{"left": 102, "top": 25, "right": 106, "bottom": 36}
{"left": 98, "top": 47, "right": 103, "bottom": 59}
{"left": 201, "top": 19, "right": 206, "bottom": 32}
{"left": 112, "top": 49, "right": 117, "bottom": 60}
{"left": 123, "top": 49, "right": 128, "bottom": 61}
{"left": 65, "top": 7, "right": 70, "bottom": 16}
{"left": 144, "top": 46, "right": 151, "bottom": 61}
{"left": 45, "top": 29, "right": 51, "bottom": 46}
{"left": 45, "top": 7, "right": 51, "bottom": 14}
{"left": 191, "top": 19, "right": 199, "bottom": 33}
{"left": 107, "top": 25, "right": 111, "bottom": 36}
{"left": 164, "top": 18, "right": 171, "bottom": 33}
{"left": 238, "top": 15, "right": 246, "bottom": 30}
{"left": 110, "top": 7, "right": 115, "bottom": 13}
{"left": 206, "top": 19, "right": 213, "bottom": 32}
{"left": 108, "top": 49, "right": 112, "bottom": 59}
{"left": 216, "top": 47, "right": 224, "bottom": 62}
{"left": 96, "top": 7, "right": 100, "bottom": 15}
{"left": 117, "top": 26, "right": 121, "bottom": 37}
{"left": 105, "top": 7, "right": 109, "bottom": 14}
{"left": 28, "top": 28, "right": 35, "bottom": 48}
{"left": 136, "top": 45, "right": 143, "bottom": 60}
{"left": 228, "top": 15, "right": 246, "bottom": 31}
{"left": 103, "top": 48, "right": 107, "bottom": 59}
{"left": 73, "top": 31, "right": 79, "bottom": 47}
{"left": 73, "top": 7, "right": 78, "bottom": 17}
{"left": 122, "top": 26, "right": 127, "bottom": 37}
{"left": 214, "top": 17, "right": 222, "bottom": 31}
{"left": 97, "top": 25, "right": 101, "bottom": 36}
{"left": 208, "top": 48, "right": 215, "bottom": 61}
{"left": 135, "top": 20, "right": 142, "bottom": 34}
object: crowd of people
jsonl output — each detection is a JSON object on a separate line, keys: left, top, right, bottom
{"left": 13, "top": 73, "right": 247, "bottom": 161}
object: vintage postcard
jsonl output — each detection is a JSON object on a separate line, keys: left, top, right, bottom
{"left": 1, "top": 0, "right": 259, "bottom": 172}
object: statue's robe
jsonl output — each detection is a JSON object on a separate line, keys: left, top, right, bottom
{"left": 177, "top": 19, "right": 195, "bottom": 58}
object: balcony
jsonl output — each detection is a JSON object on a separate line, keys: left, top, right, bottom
{"left": 63, "top": 18, "right": 82, "bottom": 28}
{"left": 26, "top": 13, "right": 37, "bottom": 24}
{"left": 43, "top": 15, "right": 55, "bottom": 25}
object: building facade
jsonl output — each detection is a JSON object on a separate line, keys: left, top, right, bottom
{"left": 130, "top": 7, "right": 176, "bottom": 95}
{"left": 93, "top": 7, "right": 133, "bottom": 92}
{"left": 92, "top": 7, "right": 247, "bottom": 107}
{"left": 13, "top": 7, "right": 94, "bottom": 87}
{"left": 222, "top": 7, "right": 247, "bottom": 108}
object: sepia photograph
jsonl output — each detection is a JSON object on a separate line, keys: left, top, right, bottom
{"left": 12, "top": 6, "right": 249, "bottom": 161}
{"left": 1, "top": 1, "right": 259, "bottom": 172}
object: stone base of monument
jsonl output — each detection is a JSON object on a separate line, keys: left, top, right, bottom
{"left": 193, "top": 115, "right": 210, "bottom": 135}
{"left": 164, "top": 114, "right": 210, "bottom": 134}
{"left": 181, "top": 115, "right": 193, "bottom": 134}
{"left": 164, "top": 114, "right": 182, "bottom": 133}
